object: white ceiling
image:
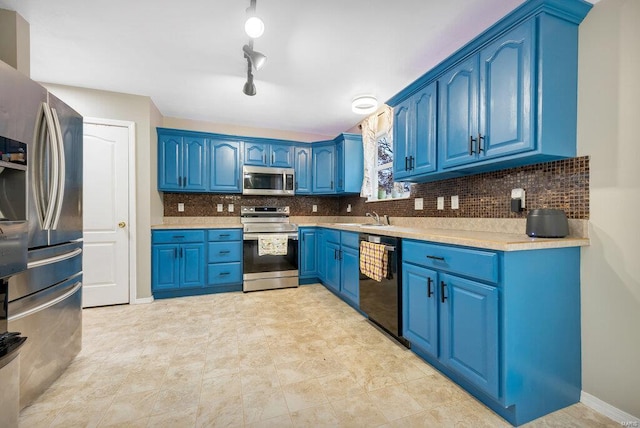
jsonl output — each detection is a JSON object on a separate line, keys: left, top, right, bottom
{"left": 0, "top": 0, "right": 527, "bottom": 138}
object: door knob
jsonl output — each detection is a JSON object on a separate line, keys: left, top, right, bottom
{"left": 118, "top": 221, "right": 126, "bottom": 228}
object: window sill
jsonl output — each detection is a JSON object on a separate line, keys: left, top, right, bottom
{"left": 366, "top": 195, "right": 411, "bottom": 203}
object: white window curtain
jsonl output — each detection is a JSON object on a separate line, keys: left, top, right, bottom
{"left": 360, "top": 105, "right": 394, "bottom": 198}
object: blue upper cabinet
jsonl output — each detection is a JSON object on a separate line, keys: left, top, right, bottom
{"left": 312, "top": 143, "right": 336, "bottom": 194}
{"left": 158, "top": 130, "right": 207, "bottom": 192}
{"left": 439, "top": 55, "right": 480, "bottom": 169}
{"left": 479, "top": 20, "right": 534, "bottom": 160}
{"left": 294, "top": 146, "right": 312, "bottom": 194}
{"left": 209, "top": 138, "right": 242, "bottom": 192}
{"left": 394, "top": 82, "right": 438, "bottom": 181}
{"left": 244, "top": 141, "right": 268, "bottom": 166}
{"left": 158, "top": 134, "right": 181, "bottom": 190}
{"left": 244, "top": 141, "right": 294, "bottom": 167}
{"left": 183, "top": 137, "right": 208, "bottom": 190}
{"left": 440, "top": 20, "right": 534, "bottom": 170}
{"left": 313, "top": 134, "right": 363, "bottom": 195}
{"left": 388, "top": 0, "right": 592, "bottom": 182}
{"left": 335, "top": 133, "right": 363, "bottom": 194}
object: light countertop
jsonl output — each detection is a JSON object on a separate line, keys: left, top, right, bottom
{"left": 153, "top": 217, "right": 589, "bottom": 252}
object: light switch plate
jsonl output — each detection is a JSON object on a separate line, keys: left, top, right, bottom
{"left": 415, "top": 198, "right": 424, "bottom": 210}
{"left": 312, "top": 205, "right": 318, "bottom": 212}
{"left": 451, "top": 195, "right": 459, "bottom": 210}
{"left": 217, "top": 204, "right": 223, "bottom": 212}
{"left": 347, "top": 204, "right": 352, "bottom": 213}
{"left": 437, "top": 197, "right": 445, "bottom": 210}
{"left": 228, "top": 204, "right": 234, "bottom": 212}
{"left": 177, "top": 203, "right": 184, "bottom": 212}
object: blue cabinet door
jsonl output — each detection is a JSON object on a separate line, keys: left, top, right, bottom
{"left": 183, "top": 136, "right": 208, "bottom": 191}
{"left": 312, "top": 145, "right": 336, "bottom": 193}
{"left": 412, "top": 83, "right": 438, "bottom": 176}
{"left": 336, "top": 140, "right": 345, "bottom": 192}
{"left": 244, "top": 141, "right": 268, "bottom": 166}
{"left": 209, "top": 139, "right": 241, "bottom": 192}
{"left": 402, "top": 263, "right": 438, "bottom": 357}
{"left": 299, "top": 228, "right": 317, "bottom": 278}
{"left": 324, "top": 241, "right": 341, "bottom": 292}
{"left": 271, "top": 144, "right": 294, "bottom": 168}
{"left": 439, "top": 55, "right": 480, "bottom": 169}
{"left": 479, "top": 19, "right": 534, "bottom": 160}
{"left": 152, "top": 244, "right": 180, "bottom": 291}
{"left": 158, "top": 135, "right": 182, "bottom": 191}
{"left": 393, "top": 100, "right": 411, "bottom": 180}
{"left": 394, "top": 84, "right": 437, "bottom": 181}
{"left": 439, "top": 273, "right": 499, "bottom": 398}
{"left": 294, "top": 146, "right": 312, "bottom": 194}
{"left": 317, "top": 229, "right": 326, "bottom": 281}
{"left": 340, "top": 245, "right": 359, "bottom": 307}
{"left": 181, "top": 243, "right": 206, "bottom": 288}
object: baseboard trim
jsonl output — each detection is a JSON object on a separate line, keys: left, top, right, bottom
{"left": 133, "top": 296, "right": 154, "bottom": 305}
{"left": 581, "top": 391, "right": 639, "bottom": 424}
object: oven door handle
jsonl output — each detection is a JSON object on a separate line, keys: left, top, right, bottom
{"left": 243, "top": 233, "right": 299, "bottom": 241}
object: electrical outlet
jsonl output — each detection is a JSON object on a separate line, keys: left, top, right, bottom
{"left": 177, "top": 203, "right": 184, "bottom": 212}
{"left": 228, "top": 204, "right": 234, "bottom": 212}
{"left": 451, "top": 195, "right": 459, "bottom": 210}
{"left": 312, "top": 205, "right": 318, "bottom": 212}
{"left": 415, "top": 198, "right": 424, "bottom": 210}
{"left": 437, "top": 197, "right": 445, "bottom": 210}
{"left": 347, "top": 204, "right": 352, "bottom": 213}
{"left": 217, "top": 204, "right": 223, "bottom": 212}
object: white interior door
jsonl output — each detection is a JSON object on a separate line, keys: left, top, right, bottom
{"left": 82, "top": 121, "right": 130, "bottom": 307}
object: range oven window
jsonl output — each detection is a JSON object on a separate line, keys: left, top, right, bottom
{"left": 243, "top": 237, "right": 298, "bottom": 274}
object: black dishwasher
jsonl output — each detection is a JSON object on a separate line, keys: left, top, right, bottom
{"left": 359, "top": 233, "right": 409, "bottom": 348}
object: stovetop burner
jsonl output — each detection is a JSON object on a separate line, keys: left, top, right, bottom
{"left": 241, "top": 206, "right": 297, "bottom": 234}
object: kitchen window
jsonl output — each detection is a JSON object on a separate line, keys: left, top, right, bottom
{"left": 372, "top": 131, "right": 411, "bottom": 201}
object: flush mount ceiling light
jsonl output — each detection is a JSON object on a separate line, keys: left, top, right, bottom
{"left": 242, "top": 0, "right": 267, "bottom": 96}
{"left": 351, "top": 95, "right": 379, "bottom": 115}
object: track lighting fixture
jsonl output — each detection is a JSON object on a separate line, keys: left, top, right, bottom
{"left": 242, "top": 0, "right": 267, "bottom": 96}
{"left": 245, "top": 0, "right": 264, "bottom": 38}
{"left": 243, "top": 44, "right": 267, "bottom": 71}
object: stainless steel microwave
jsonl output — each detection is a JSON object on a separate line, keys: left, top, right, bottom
{"left": 242, "top": 165, "right": 295, "bottom": 196}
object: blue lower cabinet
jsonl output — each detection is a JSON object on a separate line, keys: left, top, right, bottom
{"left": 318, "top": 229, "right": 360, "bottom": 309}
{"left": 339, "top": 244, "right": 359, "bottom": 306}
{"left": 298, "top": 228, "right": 318, "bottom": 282}
{"left": 402, "top": 238, "right": 582, "bottom": 426}
{"left": 402, "top": 263, "right": 438, "bottom": 357}
{"left": 152, "top": 228, "right": 242, "bottom": 298}
{"left": 207, "top": 262, "right": 242, "bottom": 286}
{"left": 439, "top": 273, "right": 499, "bottom": 398}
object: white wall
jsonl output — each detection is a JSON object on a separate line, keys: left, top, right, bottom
{"left": 577, "top": 0, "right": 640, "bottom": 418}
{"left": 162, "top": 116, "right": 331, "bottom": 143}
{"left": 42, "top": 84, "right": 162, "bottom": 300}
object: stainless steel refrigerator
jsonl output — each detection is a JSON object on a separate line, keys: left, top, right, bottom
{"left": 1, "top": 60, "right": 83, "bottom": 410}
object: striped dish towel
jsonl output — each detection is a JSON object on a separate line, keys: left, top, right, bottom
{"left": 359, "top": 241, "right": 388, "bottom": 282}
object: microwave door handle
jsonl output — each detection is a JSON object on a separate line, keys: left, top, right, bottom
{"left": 50, "top": 107, "right": 66, "bottom": 229}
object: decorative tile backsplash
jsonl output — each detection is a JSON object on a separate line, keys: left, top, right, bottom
{"left": 163, "top": 156, "right": 589, "bottom": 220}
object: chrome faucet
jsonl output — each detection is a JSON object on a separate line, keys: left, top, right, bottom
{"left": 366, "top": 211, "right": 381, "bottom": 225}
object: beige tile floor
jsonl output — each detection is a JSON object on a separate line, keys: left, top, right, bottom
{"left": 19, "top": 284, "right": 617, "bottom": 428}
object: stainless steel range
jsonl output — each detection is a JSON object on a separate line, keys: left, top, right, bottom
{"left": 241, "top": 206, "right": 299, "bottom": 292}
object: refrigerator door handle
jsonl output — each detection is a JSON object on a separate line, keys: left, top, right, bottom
{"left": 8, "top": 281, "right": 82, "bottom": 322}
{"left": 34, "top": 102, "right": 60, "bottom": 231}
{"left": 27, "top": 247, "right": 83, "bottom": 269}
{"left": 50, "top": 107, "right": 66, "bottom": 230}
